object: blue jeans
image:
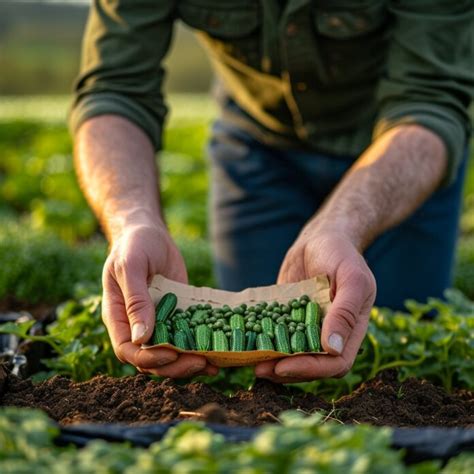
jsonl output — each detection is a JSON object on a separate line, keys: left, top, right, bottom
{"left": 208, "top": 119, "right": 468, "bottom": 310}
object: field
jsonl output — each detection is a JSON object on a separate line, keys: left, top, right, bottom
{"left": 0, "top": 95, "right": 473, "bottom": 472}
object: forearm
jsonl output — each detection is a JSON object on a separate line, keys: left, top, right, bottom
{"left": 309, "top": 125, "right": 448, "bottom": 251}
{"left": 74, "top": 115, "right": 163, "bottom": 243}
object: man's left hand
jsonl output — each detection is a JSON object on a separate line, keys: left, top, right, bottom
{"left": 255, "top": 227, "right": 376, "bottom": 383}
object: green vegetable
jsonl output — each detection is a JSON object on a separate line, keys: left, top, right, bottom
{"left": 212, "top": 330, "right": 229, "bottom": 351}
{"left": 261, "top": 317, "right": 274, "bottom": 337}
{"left": 173, "top": 330, "right": 188, "bottom": 350}
{"left": 245, "top": 331, "right": 257, "bottom": 350}
{"left": 230, "top": 314, "right": 245, "bottom": 331}
{"left": 306, "top": 324, "right": 321, "bottom": 352}
{"left": 231, "top": 328, "right": 245, "bottom": 351}
{"left": 291, "top": 307, "right": 305, "bottom": 323}
{"left": 176, "top": 319, "right": 196, "bottom": 350}
{"left": 196, "top": 324, "right": 212, "bottom": 351}
{"left": 275, "top": 323, "right": 291, "bottom": 353}
{"left": 305, "top": 301, "right": 321, "bottom": 326}
{"left": 256, "top": 333, "right": 274, "bottom": 350}
{"left": 291, "top": 330, "right": 307, "bottom": 353}
{"left": 152, "top": 322, "right": 170, "bottom": 345}
{"left": 155, "top": 292, "right": 178, "bottom": 323}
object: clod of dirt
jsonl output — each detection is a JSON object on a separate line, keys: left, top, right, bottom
{"left": 195, "top": 403, "right": 228, "bottom": 424}
{"left": 0, "top": 370, "right": 472, "bottom": 428}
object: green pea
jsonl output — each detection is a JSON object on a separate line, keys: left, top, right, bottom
{"left": 253, "top": 324, "right": 262, "bottom": 333}
{"left": 245, "top": 322, "right": 254, "bottom": 330}
{"left": 248, "top": 315, "right": 256, "bottom": 322}
{"left": 223, "top": 305, "right": 231, "bottom": 312}
{"left": 225, "top": 331, "right": 232, "bottom": 338}
{"left": 204, "top": 303, "right": 212, "bottom": 310}
{"left": 189, "top": 305, "right": 197, "bottom": 312}
{"left": 291, "top": 301, "right": 301, "bottom": 309}
{"left": 261, "top": 310, "right": 268, "bottom": 317}
{"left": 248, "top": 306, "right": 255, "bottom": 312}
{"left": 289, "top": 326, "right": 296, "bottom": 334}
{"left": 276, "top": 316, "right": 286, "bottom": 324}
{"left": 209, "top": 316, "right": 217, "bottom": 323}
{"left": 224, "top": 311, "right": 233, "bottom": 318}
{"left": 273, "top": 307, "right": 282, "bottom": 315}
{"left": 233, "top": 307, "right": 244, "bottom": 315}
{"left": 241, "top": 303, "right": 247, "bottom": 310}
{"left": 281, "top": 305, "right": 290, "bottom": 314}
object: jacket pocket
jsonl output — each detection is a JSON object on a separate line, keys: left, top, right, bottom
{"left": 313, "top": 1, "right": 387, "bottom": 39}
{"left": 178, "top": 0, "right": 262, "bottom": 68}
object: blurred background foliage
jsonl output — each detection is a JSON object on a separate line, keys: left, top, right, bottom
{"left": 0, "top": 0, "right": 473, "bottom": 309}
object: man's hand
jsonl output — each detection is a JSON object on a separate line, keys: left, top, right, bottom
{"left": 102, "top": 223, "right": 219, "bottom": 378}
{"left": 255, "top": 228, "right": 376, "bottom": 383}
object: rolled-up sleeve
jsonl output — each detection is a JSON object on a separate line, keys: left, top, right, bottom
{"left": 373, "top": 1, "right": 474, "bottom": 185}
{"left": 69, "top": 0, "right": 175, "bottom": 150}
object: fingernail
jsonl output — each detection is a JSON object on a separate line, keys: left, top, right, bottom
{"left": 276, "top": 371, "right": 294, "bottom": 378}
{"left": 328, "top": 333, "right": 344, "bottom": 354}
{"left": 131, "top": 322, "right": 147, "bottom": 343}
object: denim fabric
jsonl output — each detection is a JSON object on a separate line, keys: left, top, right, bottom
{"left": 208, "top": 119, "right": 469, "bottom": 311}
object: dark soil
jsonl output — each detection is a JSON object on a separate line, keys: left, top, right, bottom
{"left": 0, "top": 368, "right": 472, "bottom": 428}
{"left": 0, "top": 297, "right": 56, "bottom": 321}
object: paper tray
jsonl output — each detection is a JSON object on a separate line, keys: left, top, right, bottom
{"left": 143, "top": 275, "right": 331, "bottom": 367}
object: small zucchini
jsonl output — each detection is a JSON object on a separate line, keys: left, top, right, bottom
{"left": 245, "top": 331, "right": 257, "bottom": 350}
{"left": 291, "top": 307, "right": 305, "bottom": 323}
{"left": 290, "top": 330, "right": 307, "bottom": 353}
{"left": 261, "top": 317, "right": 274, "bottom": 338}
{"left": 212, "top": 330, "right": 229, "bottom": 351}
{"left": 173, "top": 330, "right": 188, "bottom": 350}
{"left": 231, "top": 328, "right": 245, "bottom": 351}
{"left": 305, "top": 301, "right": 321, "bottom": 326}
{"left": 230, "top": 314, "right": 245, "bottom": 331}
{"left": 155, "top": 293, "right": 178, "bottom": 323}
{"left": 152, "top": 322, "right": 170, "bottom": 345}
{"left": 195, "top": 324, "right": 212, "bottom": 351}
{"left": 176, "top": 319, "right": 196, "bottom": 350}
{"left": 274, "top": 323, "right": 291, "bottom": 353}
{"left": 306, "top": 325, "right": 321, "bottom": 352}
{"left": 256, "top": 333, "right": 274, "bottom": 351}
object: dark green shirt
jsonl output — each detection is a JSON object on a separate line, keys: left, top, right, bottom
{"left": 70, "top": 1, "right": 474, "bottom": 184}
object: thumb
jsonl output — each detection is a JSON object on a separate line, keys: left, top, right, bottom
{"left": 117, "top": 262, "right": 156, "bottom": 345}
{"left": 321, "top": 269, "right": 375, "bottom": 355}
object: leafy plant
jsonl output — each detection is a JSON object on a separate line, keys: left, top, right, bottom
{"left": 0, "top": 296, "right": 135, "bottom": 381}
{"left": 0, "top": 217, "right": 105, "bottom": 305}
{"left": 0, "top": 408, "right": 443, "bottom": 473}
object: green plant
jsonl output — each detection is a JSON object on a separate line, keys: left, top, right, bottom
{"left": 0, "top": 408, "right": 444, "bottom": 473}
{"left": 0, "top": 296, "right": 135, "bottom": 381}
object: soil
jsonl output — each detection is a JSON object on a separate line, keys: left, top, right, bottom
{"left": 1, "top": 368, "right": 472, "bottom": 428}
{"left": 0, "top": 297, "right": 56, "bottom": 322}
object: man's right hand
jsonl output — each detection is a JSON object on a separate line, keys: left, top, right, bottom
{"left": 101, "top": 223, "right": 219, "bottom": 378}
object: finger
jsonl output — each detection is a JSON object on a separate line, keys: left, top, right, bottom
{"left": 145, "top": 354, "right": 208, "bottom": 378}
{"left": 111, "top": 257, "right": 155, "bottom": 345}
{"left": 101, "top": 273, "right": 134, "bottom": 361}
{"left": 273, "top": 354, "right": 351, "bottom": 380}
{"left": 277, "top": 247, "right": 305, "bottom": 284}
{"left": 133, "top": 347, "right": 179, "bottom": 369}
{"left": 254, "top": 360, "right": 308, "bottom": 383}
{"left": 139, "top": 363, "right": 219, "bottom": 378}
{"left": 101, "top": 273, "right": 178, "bottom": 366}
{"left": 321, "top": 266, "right": 375, "bottom": 356}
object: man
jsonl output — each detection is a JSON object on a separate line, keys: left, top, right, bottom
{"left": 70, "top": 1, "right": 473, "bottom": 382}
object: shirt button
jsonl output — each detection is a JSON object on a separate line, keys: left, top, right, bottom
{"left": 286, "top": 22, "right": 298, "bottom": 36}
{"left": 296, "top": 82, "right": 307, "bottom": 92}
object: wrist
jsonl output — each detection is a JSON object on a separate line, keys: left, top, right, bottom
{"left": 302, "top": 214, "right": 369, "bottom": 253}
{"left": 107, "top": 207, "right": 166, "bottom": 244}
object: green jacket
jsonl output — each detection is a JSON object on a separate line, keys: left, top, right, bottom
{"left": 70, "top": 1, "right": 474, "bottom": 184}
